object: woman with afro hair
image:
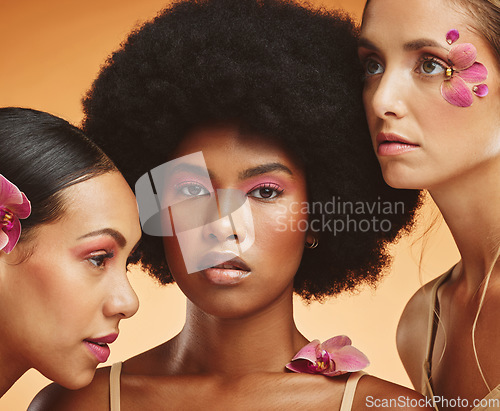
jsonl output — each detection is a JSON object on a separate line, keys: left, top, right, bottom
{"left": 31, "top": 0, "right": 430, "bottom": 409}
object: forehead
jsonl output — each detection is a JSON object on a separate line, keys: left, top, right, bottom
{"left": 59, "top": 173, "right": 138, "bottom": 232}
{"left": 174, "top": 125, "right": 303, "bottom": 174}
{"left": 362, "top": 0, "right": 471, "bottom": 45}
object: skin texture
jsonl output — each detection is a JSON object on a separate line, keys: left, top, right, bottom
{"left": 360, "top": 0, "right": 500, "bottom": 408}
{"left": 29, "top": 127, "right": 432, "bottom": 410}
{"left": 0, "top": 172, "right": 141, "bottom": 396}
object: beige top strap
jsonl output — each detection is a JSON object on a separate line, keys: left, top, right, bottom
{"left": 422, "top": 269, "right": 455, "bottom": 388}
{"left": 109, "top": 362, "right": 122, "bottom": 411}
{"left": 472, "top": 385, "right": 500, "bottom": 411}
{"left": 340, "top": 371, "right": 366, "bottom": 411}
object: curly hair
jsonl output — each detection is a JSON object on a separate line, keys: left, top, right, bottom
{"left": 83, "top": 0, "right": 421, "bottom": 300}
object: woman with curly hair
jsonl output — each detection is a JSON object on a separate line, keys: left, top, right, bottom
{"left": 359, "top": 0, "right": 500, "bottom": 408}
{"left": 0, "top": 107, "right": 141, "bottom": 398}
{"left": 31, "top": 0, "right": 430, "bottom": 409}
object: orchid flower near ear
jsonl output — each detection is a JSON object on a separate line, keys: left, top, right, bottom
{"left": 286, "top": 336, "right": 369, "bottom": 377}
{"left": 441, "top": 29, "right": 488, "bottom": 107}
{"left": 0, "top": 175, "right": 31, "bottom": 253}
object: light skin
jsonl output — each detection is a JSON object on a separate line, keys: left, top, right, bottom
{"left": 0, "top": 172, "right": 141, "bottom": 397}
{"left": 360, "top": 0, "right": 500, "bottom": 407}
{"left": 30, "top": 126, "right": 431, "bottom": 410}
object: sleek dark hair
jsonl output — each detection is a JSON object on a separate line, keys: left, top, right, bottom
{"left": 0, "top": 107, "right": 116, "bottom": 241}
{"left": 83, "top": 0, "right": 421, "bottom": 300}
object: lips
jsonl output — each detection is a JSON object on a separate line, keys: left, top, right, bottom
{"left": 83, "top": 333, "right": 118, "bottom": 363}
{"left": 376, "top": 132, "right": 419, "bottom": 156}
{"left": 198, "top": 252, "right": 251, "bottom": 285}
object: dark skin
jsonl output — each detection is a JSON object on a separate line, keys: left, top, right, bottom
{"left": 30, "top": 127, "right": 432, "bottom": 410}
{"left": 31, "top": 365, "right": 430, "bottom": 410}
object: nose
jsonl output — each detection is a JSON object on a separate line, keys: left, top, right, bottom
{"left": 202, "top": 189, "right": 248, "bottom": 244}
{"left": 103, "top": 271, "right": 139, "bottom": 319}
{"left": 368, "top": 68, "right": 408, "bottom": 120}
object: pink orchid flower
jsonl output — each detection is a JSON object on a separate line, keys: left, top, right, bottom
{"left": 0, "top": 175, "right": 31, "bottom": 254}
{"left": 441, "top": 29, "right": 488, "bottom": 107}
{"left": 286, "top": 336, "right": 369, "bottom": 377}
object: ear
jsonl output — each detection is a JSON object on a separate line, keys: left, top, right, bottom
{"left": 304, "top": 231, "right": 319, "bottom": 249}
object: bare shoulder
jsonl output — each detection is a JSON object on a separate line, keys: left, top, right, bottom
{"left": 354, "top": 375, "right": 433, "bottom": 410}
{"left": 396, "top": 272, "right": 448, "bottom": 390}
{"left": 28, "top": 366, "right": 110, "bottom": 411}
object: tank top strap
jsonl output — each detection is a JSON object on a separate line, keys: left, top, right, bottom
{"left": 109, "top": 362, "right": 122, "bottom": 411}
{"left": 339, "top": 371, "right": 366, "bottom": 411}
{"left": 422, "top": 266, "right": 455, "bottom": 410}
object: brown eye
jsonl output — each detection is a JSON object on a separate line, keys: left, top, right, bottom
{"left": 259, "top": 188, "right": 274, "bottom": 198}
{"left": 178, "top": 182, "right": 210, "bottom": 197}
{"left": 248, "top": 184, "right": 284, "bottom": 200}
{"left": 87, "top": 251, "right": 114, "bottom": 269}
{"left": 419, "top": 58, "right": 445, "bottom": 75}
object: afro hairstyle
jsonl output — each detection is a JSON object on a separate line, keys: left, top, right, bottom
{"left": 83, "top": 0, "right": 421, "bottom": 300}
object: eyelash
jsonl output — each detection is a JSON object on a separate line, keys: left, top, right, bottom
{"left": 87, "top": 251, "right": 114, "bottom": 270}
{"left": 176, "top": 181, "right": 210, "bottom": 197}
{"left": 175, "top": 181, "right": 285, "bottom": 201}
{"left": 360, "top": 54, "right": 449, "bottom": 79}
{"left": 247, "top": 183, "right": 284, "bottom": 201}
{"left": 415, "top": 55, "right": 448, "bottom": 76}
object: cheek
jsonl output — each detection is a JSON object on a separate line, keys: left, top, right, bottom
{"left": 163, "top": 236, "right": 186, "bottom": 277}
{"left": 252, "top": 203, "right": 307, "bottom": 266}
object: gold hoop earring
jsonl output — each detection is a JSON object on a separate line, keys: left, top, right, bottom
{"left": 305, "top": 238, "right": 318, "bottom": 249}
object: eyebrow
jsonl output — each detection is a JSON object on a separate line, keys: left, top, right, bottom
{"left": 78, "top": 228, "right": 127, "bottom": 248}
{"left": 403, "top": 39, "right": 446, "bottom": 51}
{"left": 358, "top": 37, "right": 447, "bottom": 52}
{"left": 170, "top": 163, "right": 214, "bottom": 180}
{"left": 238, "top": 163, "right": 293, "bottom": 180}
{"left": 170, "top": 161, "right": 293, "bottom": 182}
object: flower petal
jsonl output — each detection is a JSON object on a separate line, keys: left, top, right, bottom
{"left": 289, "top": 339, "right": 320, "bottom": 362}
{"left": 7, "top": 193, "right": 31, "bottom": 219}
{"left": 285, "top": 359, "right": 316, "bottom": 374}
{"left": 458, "top": 62, "right": 488, "bottom": 83}
{"left": 2, "top": 218, "right": 21, "bottom": 254}
{"left": 449, "top": 43, "right": 477, "bottom": 70}
{"left": 0, "top": 229, "right": 9, "bottom": 251}
{"left": 473, "top": 84, "right": 489, "bottom": 97}
{"left": 0, "top": 175, "right": 23, "bottom": 207}
{"left": 441, "top": 76, "right": 473, "bottom": 107}
{"left": 446, "top": 29, "right": 459, "bottom": 45}
{"left": 322, "top": 335, "right": 352, "bottom": 351}
{"left": 328, "top": 345, "right": 370, "bottom": 373}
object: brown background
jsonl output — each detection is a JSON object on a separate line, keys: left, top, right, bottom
{"left": 0, "top": 1, "right": 459, "bottom": 409}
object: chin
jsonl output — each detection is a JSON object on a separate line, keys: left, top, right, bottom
{"left": 380, "top": 166, "right": 424, "bottom": 190}
{"left": 43, "top": 365, "right": 96, "bottom": 390}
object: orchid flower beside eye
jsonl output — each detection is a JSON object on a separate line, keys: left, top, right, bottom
{"left": 0, "top": 175, "right": 31, "bottom": 254}
{"left": 441, "top": 29, "right": 488, "bottom": 107}
{"left": 285, "top": 336, "right": 369, "bottom": 377}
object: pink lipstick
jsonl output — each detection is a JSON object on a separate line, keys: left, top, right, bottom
{"left": 199, "top": 253, "right": 251, "bottom": 285}
{"left": 376, "top": 133, "right": 419, "bottom": 156}
{"left": 83, "top": 333, "right": 118, "bottom": 363}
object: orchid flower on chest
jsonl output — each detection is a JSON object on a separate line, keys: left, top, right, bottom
{"left": 286, "top": 336, "right": 369, "bottom": 377}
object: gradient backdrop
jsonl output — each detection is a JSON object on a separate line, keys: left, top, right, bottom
{"left": 0, "top": 1, "right": 460, "bottom": 409}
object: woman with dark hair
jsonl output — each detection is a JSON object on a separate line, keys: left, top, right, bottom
{"left": 0, "top": 107, "right": 141, "bottom": 397}
{"left": 359, "top": 0, "right": 500, "bottom": 408}
{"left": 31, "top": 0, "right": 430, "bottom": 409}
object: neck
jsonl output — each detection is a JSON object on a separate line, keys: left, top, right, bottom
{"left": 166, "top": 287, "right": 308, "bottom": 376}
{"left": 0, "top": 347, "right": 28, "bottom": 398}
{"left": 429, "top": 159, "right": 500, "bottom": 292}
